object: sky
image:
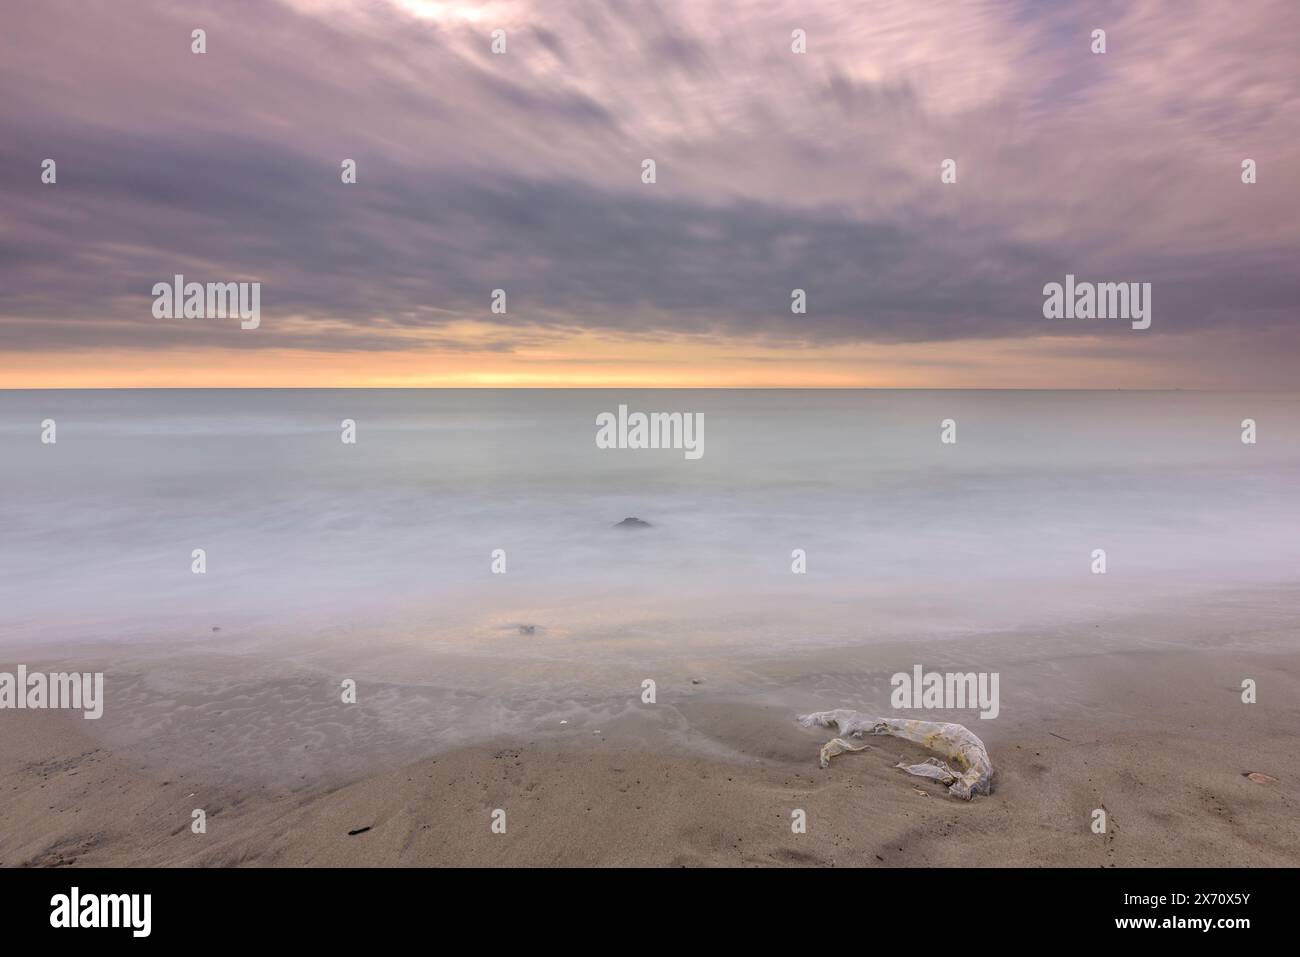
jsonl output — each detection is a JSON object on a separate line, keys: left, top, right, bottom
{"left": 2, "top": 0, "right": 1298, "bottom": 388}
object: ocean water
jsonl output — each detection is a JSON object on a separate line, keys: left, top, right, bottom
{"left": 2, "top": 389, "right": 1298, "bottom": 658}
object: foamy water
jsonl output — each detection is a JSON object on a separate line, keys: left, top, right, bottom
{"left": 2, "top": 390, "right": 1298, "bottom": 658}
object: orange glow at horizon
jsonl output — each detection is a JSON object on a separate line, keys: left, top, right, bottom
{"left": 0, "top": 331, "right": 1173, "bottom": 389}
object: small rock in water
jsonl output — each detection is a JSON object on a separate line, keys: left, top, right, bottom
{"left": 519, "top": 624, "right": 536, "bottom": 635}
{"left": 691, "top": 679, "right": 703, "bottom": 685}
{"left": 613, "top": 516, "right": 652, "bottom": 529}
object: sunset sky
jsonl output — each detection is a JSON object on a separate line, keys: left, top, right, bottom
{"left": 2, "top": 0, "right": 1298, "bottom": 388}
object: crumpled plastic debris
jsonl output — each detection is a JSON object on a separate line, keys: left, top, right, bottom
{"left": 798, "top": 709, "right": 994, "bottom": 800}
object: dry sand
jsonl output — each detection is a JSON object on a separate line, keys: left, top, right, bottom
{"left": 2, "top": 588, "right": 1297, "bottom": 867}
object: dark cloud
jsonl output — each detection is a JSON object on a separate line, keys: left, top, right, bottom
{"left": 0, "top": 0, "right": 1297, "bottom": 375}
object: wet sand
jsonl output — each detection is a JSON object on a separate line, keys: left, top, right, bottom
{"left": 2, "top": 589, "right": 1297, "bottom": 867}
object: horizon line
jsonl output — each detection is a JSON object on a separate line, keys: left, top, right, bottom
{"left": 0, "top": 386, "right": 1282, "bottom": 393}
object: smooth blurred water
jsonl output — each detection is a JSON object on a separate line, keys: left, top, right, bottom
{"left": 2, "top": 389, "right": 1298, "bottom": 655}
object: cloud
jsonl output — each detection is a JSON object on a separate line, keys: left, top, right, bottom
{"left": 1, "top": 0, "right": 1297, "bottom": 381}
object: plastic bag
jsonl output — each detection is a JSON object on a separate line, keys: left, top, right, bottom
{"left": 798, "top": 709, "right": 994, "bottom": 800}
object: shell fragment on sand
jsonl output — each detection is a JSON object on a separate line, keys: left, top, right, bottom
{"left": 798, "top": 709, "right": 994, "bottom": 800}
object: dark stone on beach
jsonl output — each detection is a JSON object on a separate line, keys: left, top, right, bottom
{"left": 614, "top": 516, "right": 652, "bottom": 529}
{"left": 347, "top": 826, "right": 372, "bottom": 836}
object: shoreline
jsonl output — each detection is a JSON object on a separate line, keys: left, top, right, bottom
{"left": 3, "top": 589, "right": 1297, "bottom": 866}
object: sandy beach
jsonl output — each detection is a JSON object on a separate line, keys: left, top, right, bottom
{"left": 3, "top": 585, "right": 1296, "bottom": 868}
{"left": 5, "top": 0, "right": 1299, "bottom": 901}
